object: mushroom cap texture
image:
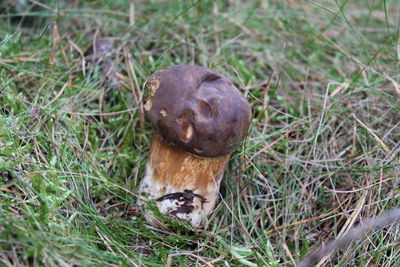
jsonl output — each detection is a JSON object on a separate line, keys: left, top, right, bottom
{"left": 144, "top": 65, "right": 251, "bottom": 157}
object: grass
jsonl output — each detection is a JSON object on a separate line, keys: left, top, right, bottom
{"left": 0, "top": 0, "right": 399, "bottom": 266}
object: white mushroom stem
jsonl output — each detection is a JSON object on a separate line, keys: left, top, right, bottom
{"left": 137, "top": 133, "right": 230, "bottom": 226}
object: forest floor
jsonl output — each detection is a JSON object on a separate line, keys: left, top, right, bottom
{"left": 0, "top": 0, "right": 399, "bottom": 266}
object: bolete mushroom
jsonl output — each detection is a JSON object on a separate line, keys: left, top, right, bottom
{"left": 137, "top": 65, "right": 251, "bottom": 226}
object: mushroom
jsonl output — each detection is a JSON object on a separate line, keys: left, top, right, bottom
{"left": 137, "top": 65, "right": 251, "bottom": 226}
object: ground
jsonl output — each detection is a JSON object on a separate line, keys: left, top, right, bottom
{"left": 0, "top": 0, "right": 399, "bottom": 266}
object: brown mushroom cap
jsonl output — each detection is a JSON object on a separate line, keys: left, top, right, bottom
{"left": 144, "top": 65, "right": 251, "bottom": 157}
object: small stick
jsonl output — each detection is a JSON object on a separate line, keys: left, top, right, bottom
{"left": 297, "top": 207, "right": 400, "bottom": 267}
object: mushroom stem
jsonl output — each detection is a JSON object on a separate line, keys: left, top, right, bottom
{"left": 138, "top": 133, "right": 230, "bottom": 226}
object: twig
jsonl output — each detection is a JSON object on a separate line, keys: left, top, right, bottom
{"left": 297, "top": 207, "right": 400, "bottom": 267}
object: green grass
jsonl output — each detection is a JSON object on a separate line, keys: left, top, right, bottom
{"left": 1, "top": 0, "right": 399, "bottom": 266}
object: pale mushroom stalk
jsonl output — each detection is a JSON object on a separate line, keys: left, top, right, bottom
{"left": 137, "top": 65, "right": 251, "bottom": 227}
{"left": 138, "top": 133, "right": 230, "bottom": 226}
